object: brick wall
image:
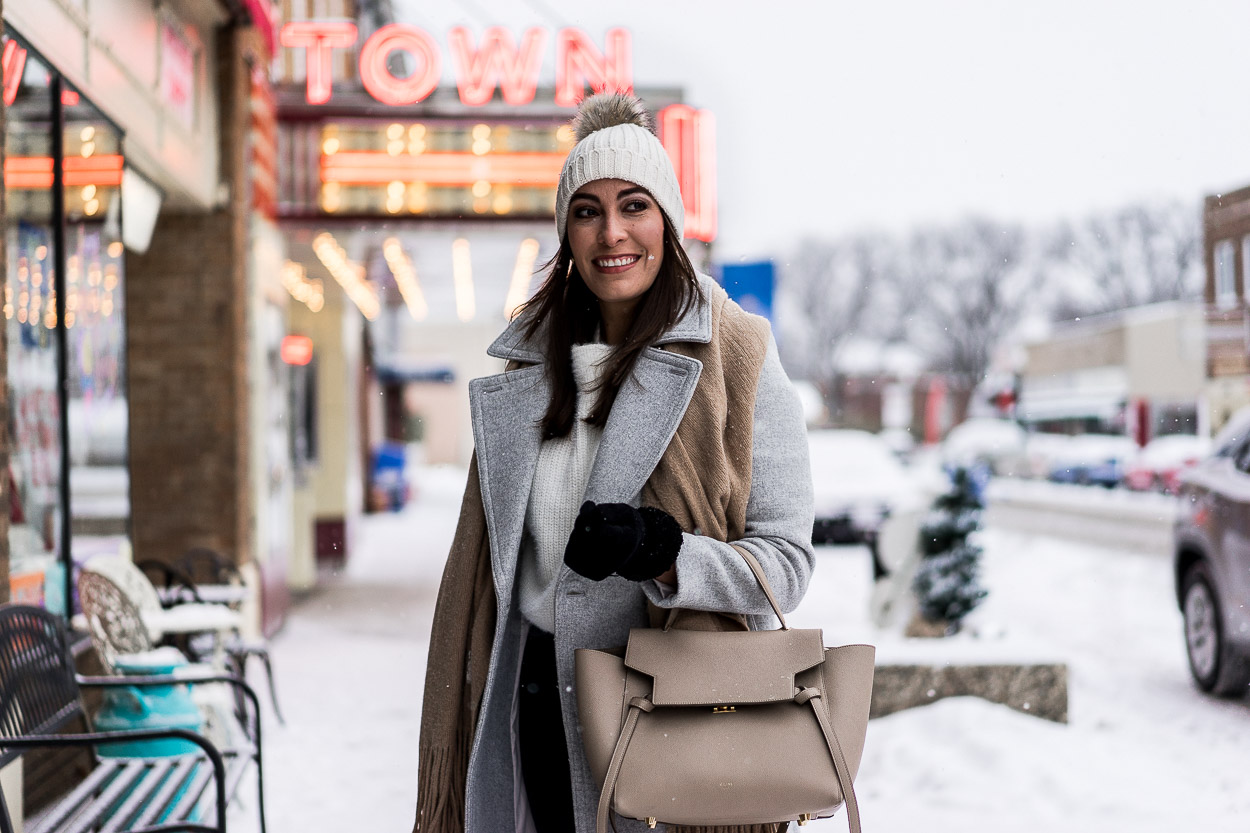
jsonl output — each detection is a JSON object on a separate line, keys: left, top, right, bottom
{"left": 125, "top": 27, "right": 257, "bottom": 569}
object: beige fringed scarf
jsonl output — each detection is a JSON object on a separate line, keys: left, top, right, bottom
{"left": 415, "top": 291, "right": 785, "bottom": 833}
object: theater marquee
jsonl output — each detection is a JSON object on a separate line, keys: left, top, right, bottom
{"left": 277, "top": 23, "right": 716, "bottom": 242}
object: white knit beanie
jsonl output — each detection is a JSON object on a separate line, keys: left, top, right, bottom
{"left": 555, "top": 92, "right": 685, "bottom": 242}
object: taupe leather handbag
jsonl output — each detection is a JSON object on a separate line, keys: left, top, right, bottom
{"left": 575, "top": 551, "right": 875, "bottom": 833}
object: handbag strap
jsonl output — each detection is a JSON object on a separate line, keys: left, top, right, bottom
{"left": 663, "top": 547, "right": 790, "bottom": 631}
{"left": 596, "top": 697, "right": 653, "bottom": 833}
{"left": 796, "top": 688, "right": 862, "bottom": 833}
{"left": 594, "top": 691, "right": 862, "bottom": 833}
{"left": 733, "top": 547, "right": 789, "bottom": 630}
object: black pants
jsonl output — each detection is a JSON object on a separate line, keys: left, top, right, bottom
{"left": 518, "top": 627, "right": 577, "bottom": 833}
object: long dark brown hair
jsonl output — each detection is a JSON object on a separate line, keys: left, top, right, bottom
{"left": 518, "top": 215, "right": 703, "bottom": 439}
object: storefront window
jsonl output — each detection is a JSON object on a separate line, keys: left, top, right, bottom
{"left": 4, "top": 41, "right": 64, "bottom": 611}
{"left": 63, "top": 89, "right": 129, "bottom": 574}
{"left": 4, "top": 32, "right": 129, "bottom": 616}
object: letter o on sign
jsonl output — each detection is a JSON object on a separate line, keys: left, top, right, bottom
{"left": 360, "top": 24, "right": 441, "bottom": 105}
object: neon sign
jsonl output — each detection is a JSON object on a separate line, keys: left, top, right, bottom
{"left": 280, "top": 335, "right": 314, "bottom": 366}
{"left": 449, "top": 27, "right": 545, "bottom": 107}
{"left": 281, "top": 22, "right": 632, "bottom": 108}
{"left": 311, "top": 104, "right": 715, "bottom": 242}
{"left": 3, "top": 39, "right": 27, "bottom": 107}
{"left": 360, "top": 24, "right": 441, "bottom": 106}
{"left": 280, "top": 21, "right": 357, "bottom": 105}
{"left": 660, "top": 105, "right": 717, "bottom": 243}
{"left": 4, "top": 155, "right": 125, "bottom": 189}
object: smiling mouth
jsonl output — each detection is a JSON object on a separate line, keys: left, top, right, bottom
{"left": 594, "top": 255, "right": 640, "bottom": 269}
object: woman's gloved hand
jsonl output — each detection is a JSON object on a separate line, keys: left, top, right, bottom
{"left": 564, "top": 500, "right": 683, "bottom": 581}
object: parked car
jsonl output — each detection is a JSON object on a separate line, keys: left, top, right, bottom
{"left": 1123, "top": 434, "right": 1211, "bottom": 494}
{"left": 1173, "top": 407, "right": 1250, "bottom": 696}
{"left": 1046, "top": 434, "right": 1137, "bottom": 487}
{"left": 940, "top": 417, "right": 1028, "bottom": 476}
{"left": 1022, "top": 432, "right": 1076, "bottom": 479}
{"left": 807, "top": 429, "right": 928, "bottom": 544}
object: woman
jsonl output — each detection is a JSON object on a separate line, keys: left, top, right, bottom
{"left": 414, "top": 92, "right": 814, "bottom": 833}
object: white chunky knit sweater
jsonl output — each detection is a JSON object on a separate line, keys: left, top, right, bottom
{"left": 518, "top": 342, "right": 613, "bottom": 633}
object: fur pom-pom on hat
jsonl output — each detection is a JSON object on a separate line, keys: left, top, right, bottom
{"left": 555, "top": 91, "right": 684, "bottom": 241}
{"left": 572, "top": 91, "right": 656, "bottom": 141}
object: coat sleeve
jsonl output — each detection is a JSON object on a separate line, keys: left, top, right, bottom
{"left": 640, "top": 335, "right": 815, "bottom": 621}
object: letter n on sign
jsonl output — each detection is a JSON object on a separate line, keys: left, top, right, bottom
{"left": 554, "top": 28, "right": 632, "bottom": 107}
{"left": 660, "top": 105, "right": 717, "bottom": 243}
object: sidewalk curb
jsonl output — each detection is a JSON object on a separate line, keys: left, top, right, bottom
{"left": 871, "top": 662, "right": 1069, "bottom": 723}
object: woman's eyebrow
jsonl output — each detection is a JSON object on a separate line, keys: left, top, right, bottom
{"left": 616, "top": 186, "right": 648, "bottom": 199}
{"left": 570, "top": 193, "right": 601, "bottom": 205}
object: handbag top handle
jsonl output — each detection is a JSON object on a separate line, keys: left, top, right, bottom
{"left": 663, "top": 546, "right": 791, "bottom": 632}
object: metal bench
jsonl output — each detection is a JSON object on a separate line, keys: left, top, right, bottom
{"left": 0, "top": 605, "right": 267, "bottom": 833}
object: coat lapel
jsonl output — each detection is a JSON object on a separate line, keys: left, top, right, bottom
{"left": 583, "top": 347, "right": 702, "bottom": 504}
{"left": 469, "top": 364, "right": 548, "bottom": 599}
{"left": 582, "top": 275, "right": 717, "bottom": 503}
{"left": 472, "top": 273, "right": 720, "bottom": 585}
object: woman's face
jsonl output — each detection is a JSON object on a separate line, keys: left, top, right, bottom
{"left": 566, "top": 178, "right": 665, "bottom": 313}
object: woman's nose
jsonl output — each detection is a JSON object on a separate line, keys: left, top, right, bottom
{"left": 598, "top": 210, "right": 627, "bottom": 245}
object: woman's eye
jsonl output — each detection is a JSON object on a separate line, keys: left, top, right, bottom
{"left": 572, "top": 205, "right": 597, "bottom": 219}
{"left": 623, "top": 200, "right": 649, "bottom": 213}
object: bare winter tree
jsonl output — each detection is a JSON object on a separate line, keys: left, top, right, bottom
{"left": 772, "top": 198, "right": 1198, "bottom": 423}
{"left": 775, "top": 235, "right": 887, "bottom": 411}
{"left": 906, "top": 218, "right": 1032, "bottom": 386}
{"left": 1043, "top": 200, "right": 1202, "bottom": 319}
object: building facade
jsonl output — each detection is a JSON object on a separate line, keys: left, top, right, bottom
{"left": 1019, "top": 302, "right": 1205, "bottom": 442}
{"left": 2, "top": 0, "right": 278, "bottom": 618}
{"left": 1202, "top": 184, "right": 1250, "bottom": 432}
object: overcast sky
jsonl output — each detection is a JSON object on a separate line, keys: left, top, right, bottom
{"left": 392, "top": 0, "right": 1250, "bottom": 261}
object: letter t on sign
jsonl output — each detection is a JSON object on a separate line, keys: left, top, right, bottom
{"left": 281, "top": 21, "right": 358, "bottom": 105}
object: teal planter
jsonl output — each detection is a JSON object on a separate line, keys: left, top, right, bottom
{"left": 94, "top": 653, "right": 204, "bottom": 757}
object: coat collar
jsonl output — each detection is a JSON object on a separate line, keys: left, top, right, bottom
{"left": 471, "top": 275, "right": 719, "bottom": 596}
{"left": 486, "top": 273, "right": 718, "bottom": 364}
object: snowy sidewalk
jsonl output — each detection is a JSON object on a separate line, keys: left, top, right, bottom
{"left": 231, "top": 465, "right": 466, "bottom": 833}
{"left": 229, "top": 465, "right": 1250, "bottom": 833}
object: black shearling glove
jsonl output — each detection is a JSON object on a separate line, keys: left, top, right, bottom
{"left": 564, "top": 501, "right": 684, "bottom": 582}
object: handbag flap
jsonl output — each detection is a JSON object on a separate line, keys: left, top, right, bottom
{"left": 624, "top": 627, "right": 825, "bottom": 706}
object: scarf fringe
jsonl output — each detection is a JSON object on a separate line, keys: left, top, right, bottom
{"left": 413, "top": 737, "right": 468, "bottom": 833}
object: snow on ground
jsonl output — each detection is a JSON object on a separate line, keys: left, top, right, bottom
{"left": 229, "top": 465, "right": 465, "bottom": 833}
{"left": 232, "top": 467, "right": 1250, "bottom": 833}
{"left": 797, "top": 528, "right": 1250, "bottom": 832}
{"left": 986, "top": 476, "right": 1179, "bottom": 523}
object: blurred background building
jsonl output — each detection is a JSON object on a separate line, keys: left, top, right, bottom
{"left": 2, "top": 0, "right": 276, "bottom": 628}
{"left": 1202, "top": 184, "right": 1250, "bottom": 432}
{"left": 0, "top": 0, "right": 719, "bottom": 641}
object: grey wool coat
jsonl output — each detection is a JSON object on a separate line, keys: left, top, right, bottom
{"left": 462, "top": 274, "right": 816, "bottom": 833}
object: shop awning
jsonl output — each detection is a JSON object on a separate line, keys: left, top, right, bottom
{"left": 1017, "top": 391, "right": 1125, "bottom": 422}
{"left": 375, "top": 363, "right": 455, "bottom": 384}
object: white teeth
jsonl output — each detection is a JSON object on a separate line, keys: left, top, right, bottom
{"left": 596, "top": 256, "right": 638, "bottom": 268}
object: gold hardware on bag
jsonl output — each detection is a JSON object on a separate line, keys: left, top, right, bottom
{"left": 711, "top": 705, "right": 736, "bottom": 714}
{"left": 646, "top": 818, "right": 657, "bottom": 828}
{"left": 797, "top": 813, "right": 813, "bottom": 825}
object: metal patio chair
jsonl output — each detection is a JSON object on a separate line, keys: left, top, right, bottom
{"left": 135, "top": 550, "right": 285, "bottom": 726}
